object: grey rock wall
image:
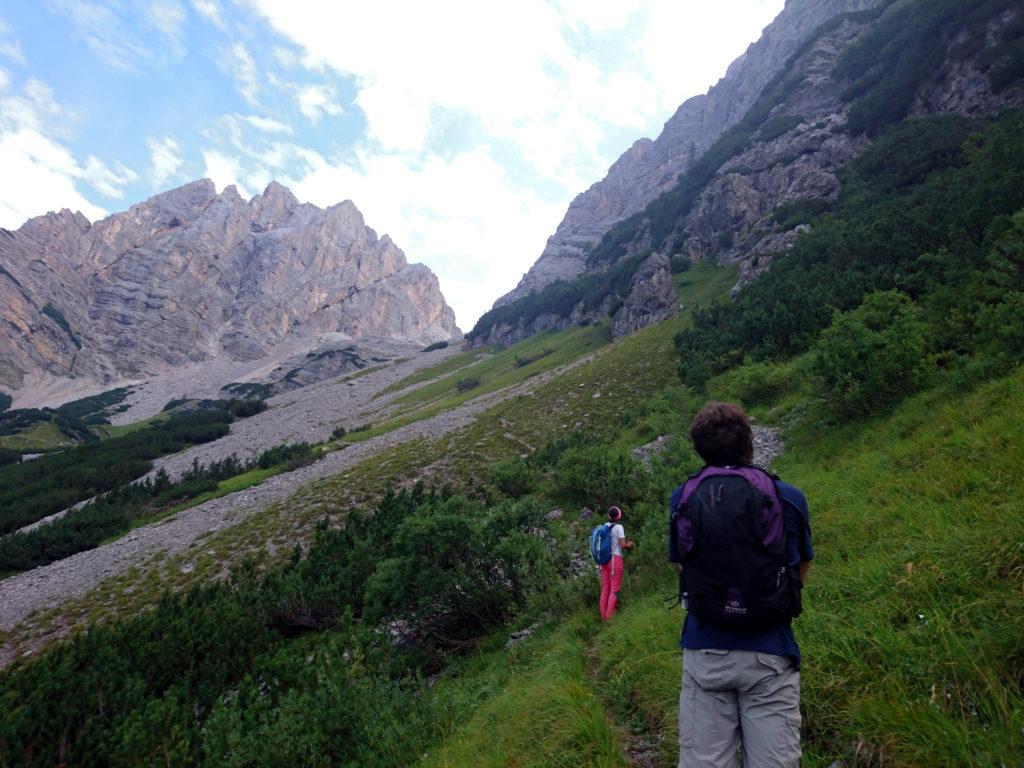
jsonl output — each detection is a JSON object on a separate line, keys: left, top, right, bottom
{"left": 493, "top": 0, "right": 885, "bottom": 308}
{"left": 0, "top": 180, "right": 459, "bottom": 390}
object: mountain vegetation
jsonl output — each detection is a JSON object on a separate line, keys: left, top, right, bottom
{"left": 675, "top": 110, "right": 1024, "bottom": 398}
{"left": 0, "top": 441, "right": 314, "bottom": 575}
{"left": 0, "top": 401, "right": 265, "bottom": 536}
{"left": 1, "top": 1, "right": 1023, "bottom": 765}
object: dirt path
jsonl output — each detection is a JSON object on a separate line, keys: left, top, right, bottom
{"left": 751, "top": 421, "right": 784, "bottom": 468}
{"left": 0, "top": 354, "right": 596, "bottom": 649}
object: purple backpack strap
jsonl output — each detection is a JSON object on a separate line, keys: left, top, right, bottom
{"left": 674, "top": 466, "right": 784, "bottom": 553}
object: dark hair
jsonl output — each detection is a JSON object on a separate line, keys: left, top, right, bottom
{"left": 690, "top": 401, "right": 753, "bottom": 466}
{"left": 608, "top": 505, "right": 622, "bottom": 522}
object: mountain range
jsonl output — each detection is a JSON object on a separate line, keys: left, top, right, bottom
{"left": 0, "top": 179, "right": 459, "bottom": 396}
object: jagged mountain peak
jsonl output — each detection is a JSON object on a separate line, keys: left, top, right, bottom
{"left": 0, "top": 180, "right": 459, "bottom": 393}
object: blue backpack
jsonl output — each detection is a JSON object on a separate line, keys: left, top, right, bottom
{"left": 590, "top": 523, "right": 614, "bottom": 565}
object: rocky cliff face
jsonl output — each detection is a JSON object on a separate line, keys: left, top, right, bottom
{"left": 478, "top": 0, "right": 1024, "bottom": 347}
{"left": 493, "top": 0, "right": 885, "bottom": 308}
{"left": 0, "top": 180, "right": 459, "bottom": 391}
{"left": 673, "top": 3, "right": 1024, "bottom": 292}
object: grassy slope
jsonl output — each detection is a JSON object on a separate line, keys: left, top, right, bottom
{"left": 343, "top": 323, "right": 614, "bottom": 443}
{"left": 0, "top": 420, "right": 75, "bottom": 451}
{"left": 375, "top": 347, "right": 499, "bottom": 397}
{"left": 0, "top": 261, "right": 735, "bottom": 659}
{"left": 423, "top": 373, "right": 1024, "bottom": 767}
{"left": 89, "top": 412, "right": 169, "bottom": 440}
{"left": 8, "top": 254, "right": 1019, "bottom": 765}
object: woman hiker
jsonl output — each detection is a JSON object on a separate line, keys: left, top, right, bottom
{"left": 599, "top": 505, "right": 634, "bottom": 620}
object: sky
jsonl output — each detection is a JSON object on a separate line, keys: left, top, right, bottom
{"left": 0, "top": 0, "right": 784, "bottom": 330}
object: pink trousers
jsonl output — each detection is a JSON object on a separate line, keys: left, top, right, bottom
{"left": 599, "top": 555, "right": 624, "bottom": 620}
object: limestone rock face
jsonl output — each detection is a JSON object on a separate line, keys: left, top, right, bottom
{"left": 610, "top": 253, "right": 678, "bottom": 341}
{"left": 494, "top": 0, "right": 885, "bottom": 308}
{"left": 482, "top": 0, "right": 1024, "bottom": 349}
{"left": 674, "top": 5, "right": 1023, "bottom": 293}
{"left": 0, "top": 180, "right": 459, "bottom": 391}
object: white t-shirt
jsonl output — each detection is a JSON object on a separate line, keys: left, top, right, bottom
{"left": 610, "top": 523, "right": 625, "bottom": 557}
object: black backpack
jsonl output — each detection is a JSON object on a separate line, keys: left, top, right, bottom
{"left": 669, "top": 466, "right": 802, "bottom": 630}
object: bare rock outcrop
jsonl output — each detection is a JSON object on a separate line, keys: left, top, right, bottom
{"left": 0, "top": 180, "right": 459, "bottom": 394}
{"left": 611, "top": 253, "right": 677, "bottom": 340}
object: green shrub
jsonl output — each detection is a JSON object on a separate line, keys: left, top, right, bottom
{"left": 422, "top": 340, "right": 450, "bottom": 352}
{"left": 552, "top": 445, "right": 646, "bottom": 508}
{"left": 669, "top": 255, "right": 691, "bottom": 274}
{"left": 706, "top": 359, "right": 796, "bottom": 407}
{"left": 812, "top": 291, "right": 932, "bottom": 417}
{"left": 331, "top": 425, "right": 348, "bottom": 440}
{"left": 255, "top": 442, "right": 314, "bottom": 471}
{"left": 488, "top": 457, "right": 539, "bottom": 497}
{"left": 228, "top": 398, "right": 268, "bottom": 418}
{"left": 56, "top": 387, "right": 133, "bottom": 423}
{"left": 0, "top": 391, "right": 13, "bottom": 412}
{"left": 771, "top": 198, "right": 833, "bottom": 230}
{"left": 758, "top": 113, "right": 802, "bottom": 142}
{"left": 456, "top": 377, "right": 481, "bottom": 393}
{"left": 513, "top": 347, "right": 554, "bottom": 368}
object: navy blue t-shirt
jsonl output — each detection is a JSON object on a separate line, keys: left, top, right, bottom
{"left": 668, "top": 477, "right": 813, "bottom": 666}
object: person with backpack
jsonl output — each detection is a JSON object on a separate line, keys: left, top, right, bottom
{"left": 669, "top": 402, "right": 812, "bottom": 768}
{"left": 591, "top": 505, "right": 633, "bottom": 621}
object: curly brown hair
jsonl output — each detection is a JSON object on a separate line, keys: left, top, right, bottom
{"left": 690, "top": 401, "right": 753, "bottom": 466}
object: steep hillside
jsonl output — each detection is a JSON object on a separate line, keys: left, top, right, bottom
{"left": 494, "top": 0, "right": 885, "bottom": 308}
{"left": 1, "top": 247, "right": 1020, "bottom": 764}
{"left": 0, "top": 180, "right": 458, "bottom": 395}
{"left": 2, "top": 2, "right": 1024, "bottom": 765}
{"left": 473, "top": 0, "right": 1024, "bottom": 347}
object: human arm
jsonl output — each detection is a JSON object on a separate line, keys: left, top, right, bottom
{"left": 799, "top": 560, "right": 810, "bottom": 584}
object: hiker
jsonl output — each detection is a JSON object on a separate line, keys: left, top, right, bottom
{"left": 591, "top": 505, "right": 634, "bottom": 621}
{"left": 669, "top": 402, "right": 813, "bottom": 768}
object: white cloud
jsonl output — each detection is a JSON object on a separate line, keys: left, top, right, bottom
{"left": 0, "top": 76, "right": 138, "bottom": 228}
{"left": 0, "top": 41, "right": 24, "bottom": 63}
{"left": 249, "top": 1, "right": 782, "bottom": 189}
{"left": 242, "top": 114, "right": 292, "bottom": 133}
{"left": 83, "top": 155, "right": 138, "bottom": 197}
{"left": 190, "top": 0, "right": 225, "bottom": 28}
{"left": 147, "top": 136, "right": 184, "bottom": 186}
{"left": 294, "top": 83, "right": 343, "bottom": 124}
{"left": 2, "top": 78, "right": 68, "bottom": 137}
{"left": 202, "top": 149, "right": 248, "bottom": 196}
{"left": 148, "top": 0, "right": 186, "bottom": 48}
{"left": 0, "top": 129, "right": 107, "bottom": 227}
{"left": 45, "top": 0, "right": 186, "bottom": 70}
{"left": 273, "top": 46, "right": 298, "bottom": 68}
{"left": 0, "top": 14, "right": 26, "bottom": 64}
{"left": 223, "top": 42, "right": 259, "bottom": 106}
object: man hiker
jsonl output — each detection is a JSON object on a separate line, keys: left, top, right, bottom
{"left": 593, "top": 505, "right": 634, "bottom": 621}
{"left": 669, "top": 402, "right": 812, "bottom": 767}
